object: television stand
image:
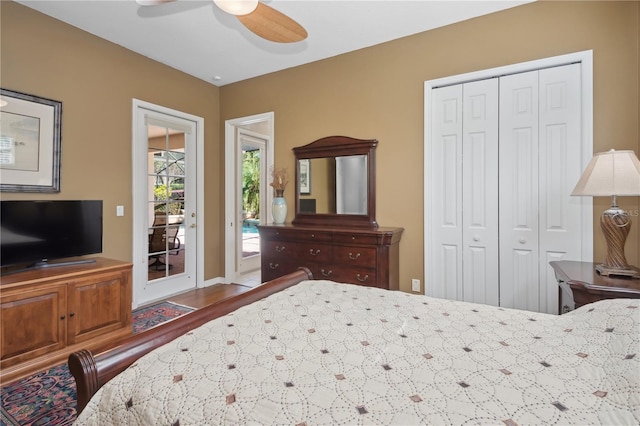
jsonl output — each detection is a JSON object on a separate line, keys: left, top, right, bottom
{"left": 0, "top": 257, "right": 133, "bottom": 384}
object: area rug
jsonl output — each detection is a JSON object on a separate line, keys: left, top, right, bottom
{"left": 0, "top": 301, "right": 194, "bottom": 426}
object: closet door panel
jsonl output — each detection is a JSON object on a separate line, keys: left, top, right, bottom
{"left": 538, "top": 63, "right": 583, "bottom": 313}
{"left": 430, "top": 85, "right": 463, "bottom": 300}
{"left": 499, "top": 71, "right": 540, "bottom": 311}
{"left": 462, "top": 79, "right": 499, "bottom": 306}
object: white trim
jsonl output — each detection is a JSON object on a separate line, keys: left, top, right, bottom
{"left": 131, "top": 99, "right": 205, "bottom": 308}
{"left": 424, "top": 50, "right": 594, "bottom": 296}
{"left": 224, "top": 112, "right": 274, "bottom": 284}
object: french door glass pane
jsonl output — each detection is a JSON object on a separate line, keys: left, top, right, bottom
{"left": 242, "top": 148, "right": 261, "bottom": 258}
{"left": 147, "top": 126, "right": 186, "bottom": 281}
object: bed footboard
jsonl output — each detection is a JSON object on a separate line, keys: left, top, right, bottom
{"left": 69, "top": 267, "right": 312, "bottom": 414}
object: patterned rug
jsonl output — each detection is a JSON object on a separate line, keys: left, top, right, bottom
{"left": 0, "top": 301, "right": 194, "bottom": 426}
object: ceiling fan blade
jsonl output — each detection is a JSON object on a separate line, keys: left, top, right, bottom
{"left": 237, "top": 2, "right": 307, "bottom": 43}
{"left": 136, "top": 0, "right": 176, "bottom": 6}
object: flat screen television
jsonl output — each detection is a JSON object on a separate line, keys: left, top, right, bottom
{"left": 1, "top": 200, "right": 103, "bottom": 271}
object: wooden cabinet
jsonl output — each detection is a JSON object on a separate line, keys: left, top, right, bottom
{"left": 0, "top": 258, "right": 132, "bottom": 384}
{"left": 259, "top": 225, "right": 403, "bottom": 290}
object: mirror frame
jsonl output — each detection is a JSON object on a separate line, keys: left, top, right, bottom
{"left": 292, "top": 135, "right": 378, "bottom": 228}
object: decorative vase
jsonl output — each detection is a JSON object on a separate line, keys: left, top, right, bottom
{"left": 272, "top": 190, "right": 287, "bottom": 224}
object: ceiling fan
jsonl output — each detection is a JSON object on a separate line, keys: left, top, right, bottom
{"left": 136, "top": 0, "right": 307, "bottom": 43}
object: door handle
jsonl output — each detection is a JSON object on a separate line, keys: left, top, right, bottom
{"left": 190, "top": 224, "right": 196, "bottom": 228}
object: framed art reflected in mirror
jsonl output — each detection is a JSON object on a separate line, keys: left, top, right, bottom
{"left": 0, "top": 89, "right": 62, "bottom": 192}
{"left": 299, "top": 158, "right": 310, "bottom": 194}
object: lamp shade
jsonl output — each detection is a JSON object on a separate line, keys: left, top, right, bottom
{"left": 214, "top": 0, "right": 258, "bottom": 16}
{"left": 571, "top": 149, "right": 640, "bottom": 196}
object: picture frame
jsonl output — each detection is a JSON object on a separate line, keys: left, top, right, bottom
{"left": 0, "top": 89, "right": 62, "bottom": 192}
{"left": 299, "top": 158, "right": 311, "bottom": 194}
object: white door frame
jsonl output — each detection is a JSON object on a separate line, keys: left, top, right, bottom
{"left": 424, "top": 50, "right": 594, "bottom": 299}
{"left": 224, "top": 112, "right": 274, "bottom": 283}
{"left": 132, "top": 99, "right": 205, "bottom": 308}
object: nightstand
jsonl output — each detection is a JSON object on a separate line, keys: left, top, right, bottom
{"left": 550, "top": 260, "right": 640, "bottom": 313}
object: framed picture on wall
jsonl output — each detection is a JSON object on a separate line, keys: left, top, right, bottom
{"left": 0, "top": 88, "right": 62, "bottom": 192}
{"left": 299, "top": 158, "right": 311, "bottom": 194}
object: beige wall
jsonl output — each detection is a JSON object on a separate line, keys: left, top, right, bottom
{"left": 1, "top": 1, "right": 222, "bottom": 280}
{"left": 2, "top": 1, "right": 639, "bottom": 293}
{"left": 220, "top": 1, "right": 640, "bottom": 293}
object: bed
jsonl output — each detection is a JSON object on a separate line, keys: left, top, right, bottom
{"left": 70, "top": 268, "right": 639, "bottom": 425}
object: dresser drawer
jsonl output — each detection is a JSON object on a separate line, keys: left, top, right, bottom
{"left": 332, "top": 232, "right": 380, "bottom": 245}
{"left": 333, "top": 246, "right": 376, "bottom": 267}
{"left": 261, "top": 258, "right": 298, "bottom": 282}
{"left": 262, "top": 240, "right": 298, "bottom": 259}
{"left": 295, "top": 243, "right": 332, "bottom": 264}
{"left": 331, "top": 268, "right": 379, "bottom": 288}
{"left": 259, "top": 226, "right": 332, "bottom": 243}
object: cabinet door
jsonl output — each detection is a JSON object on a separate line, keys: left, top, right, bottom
{"left": 68, "top": 270, "right": 131, "bottom": 344}
{"left": 1, "top": 284, "right": 67, "bottom": 367}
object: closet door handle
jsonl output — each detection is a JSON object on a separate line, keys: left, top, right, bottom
{"left": 473, "top": 235, "right": 480, "bottom": 242}
{"left": 519, "top": 238, "right": 526, "bottom": 244}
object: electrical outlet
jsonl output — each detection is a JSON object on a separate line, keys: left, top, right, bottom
{"left": 411, "top": 278, "right": 420, "bottom": 292}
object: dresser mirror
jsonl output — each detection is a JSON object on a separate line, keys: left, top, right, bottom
{"left": 292, "top": 136, "right": 377, "bottom": 228}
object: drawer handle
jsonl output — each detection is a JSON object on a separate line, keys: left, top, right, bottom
{"left": 348, "top": 252, "right": 361, "bottom": 260}
{"left": 275, "top": 245, "right": 285, "bottom": 252}
{"left": 356, "top": 274, "right": 369, "bottom": 282}
{"left": 321, "top": 269, "right": 333, "bottom": 277}
{"left": 309, "top": 249, "right": 321, "bottom": 256}
{"left": 269, "top": 263, "right": 279, "bottom": 270}
{"left": 69, "top": 312, "right": 75, "bottom": 317}
{"left": 60, "top": 315, "right": 66, "bottom": 320}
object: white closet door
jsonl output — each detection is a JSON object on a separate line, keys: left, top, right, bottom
{"left": 499, "top": 71, "right": 540, "bottom": 311}
{"left": 429, "top": 85, "right": 463, "bottom": 300}
{"left": 538, "top": 63, "right": 583, "bottom": 314}
{"left": 462, "top": 79, "right": 499, "bottom": 306}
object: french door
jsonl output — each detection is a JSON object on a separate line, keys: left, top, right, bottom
{"left": 132, "top": 100, "right": 203, "bottom": 307}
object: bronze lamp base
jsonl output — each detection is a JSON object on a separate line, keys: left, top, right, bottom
{"left": 597, "top": 202, "right": 640, "bottom": 279}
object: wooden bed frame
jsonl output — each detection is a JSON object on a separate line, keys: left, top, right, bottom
{"left": 68, "top": 267, "right": 313, "bottom": 414}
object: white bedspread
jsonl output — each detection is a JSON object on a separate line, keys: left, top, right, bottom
{"left": 76, "top": 280, "right": 640, "bottom": 425}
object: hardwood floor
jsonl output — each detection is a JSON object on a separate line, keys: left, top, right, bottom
{"left": 166, "top": 283, "right": 253, "bottom": 309}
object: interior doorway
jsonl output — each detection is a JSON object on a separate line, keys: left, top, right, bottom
{"left": 224, "top": 112, "right": 274, "bottom": 285}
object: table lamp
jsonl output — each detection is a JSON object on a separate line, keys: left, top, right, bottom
{"left": 571, "top": 149, "right": 640, "bottom": 278}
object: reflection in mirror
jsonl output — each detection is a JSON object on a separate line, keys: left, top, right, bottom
{"left": 299, "top": 155, "right": 367, "bottom": 215}
{"left": 293, "top": 135, "right": 377, "bottom": 228}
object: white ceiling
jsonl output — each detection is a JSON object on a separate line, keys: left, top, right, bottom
{"left": 16, "top": 0, "right": 533, "bottom": 87}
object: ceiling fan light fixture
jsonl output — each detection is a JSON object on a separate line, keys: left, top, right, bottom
{"left": 214, "top": 0, "right": 259, "bottom": 16}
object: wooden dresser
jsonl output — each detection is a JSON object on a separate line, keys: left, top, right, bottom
{"left": 259, "top": 224, "right": 403, "bottom": 290}
{"left": 0, "top": 258, "right": 132, "bottom": 384}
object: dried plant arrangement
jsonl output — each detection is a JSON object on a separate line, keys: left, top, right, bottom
{"left": 269, "top": 167, "right": 288, "bottom": 196}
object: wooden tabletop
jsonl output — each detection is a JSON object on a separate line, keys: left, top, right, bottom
{"left": 550, "top": 260, "right": 640, "bottom": 294}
